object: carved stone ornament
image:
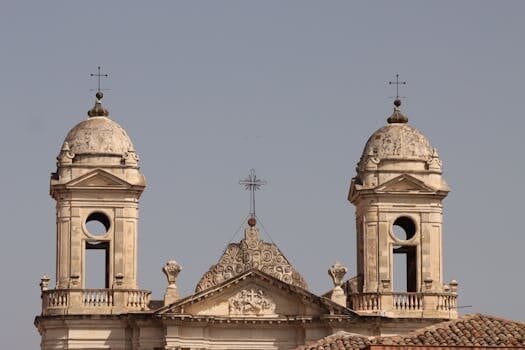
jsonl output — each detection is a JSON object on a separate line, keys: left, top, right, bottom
{"left": 163, "top": 260, "right": 182, "bottom": 286}
{"left": 328, "top": 262, "right": 348, "bottom": 287}
{"left": 196, "top": 227, "right": 308, "bottom": 292}
{"left": 123, "top": 149, "right": 140, "bottom": 166}
{"left": 228, "top": 289, "right": 276, "bottom": 316}
{"left": 427, "top": 148, "right": 443, "bottom": 171}
{"left": 57, "top": 141, "right": 75, "bottom": 166}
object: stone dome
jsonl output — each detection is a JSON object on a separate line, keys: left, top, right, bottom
{"left": 61, "top": 93, "right": 136, "bottom": 158}
{"left": 360, "top": 123, "right": 433, "bottom": 163}
{"left": 63, "top": 116, "right": 134, "bottom": 156}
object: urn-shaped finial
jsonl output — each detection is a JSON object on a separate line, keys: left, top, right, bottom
{"left": 40, "top": 275, "right": 50, "bottom": 292}
{"left": 163, "top": 260, "right": 182, "bottom": 286}
{"left": 163, "top": 260, "right": 182, "bottom": 305}
{"left": 328, "top": 262, "right": 348, "bottom": 307}
{"left": 449, "top": 279, "right": 459, "bottom": 293}
{"left": 328, "top": 262, "right": 348, "bottom": 287}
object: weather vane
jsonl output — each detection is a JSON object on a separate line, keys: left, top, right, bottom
{"left": 388, "top": 73, "right": 406, "bottom": 106}
{"left": 90, "top": 66, "right": 109, "bottom": 93}
{"left": 239, "top": 169, "right": 267, "bottom": 218}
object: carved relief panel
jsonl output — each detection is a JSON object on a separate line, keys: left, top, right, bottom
{"left": 228, "top": 289, "right": 276, "bottom": 316}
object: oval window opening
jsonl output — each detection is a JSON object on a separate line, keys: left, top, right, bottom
{"left": 392, "top": 216, "right": 416, "bottom": 240}
{"left": 85, "top": 212, "right": 110, "bottom": 236}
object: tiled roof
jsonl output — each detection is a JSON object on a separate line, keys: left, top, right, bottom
{"left": 298, "top": 314, "right": 525, "bottom": 349}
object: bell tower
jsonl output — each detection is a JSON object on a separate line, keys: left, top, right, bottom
{"left": 42, "top": 92, "right": 150, "bottom": 315}
{"left": 348, "top": 98, "right": 458, "bottom": 318}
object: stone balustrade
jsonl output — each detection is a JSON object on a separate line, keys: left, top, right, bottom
{"left": 82, "top": 289, "right": 114, "bottom": 307}
{"left": 392, "top": 292, "right": 423, "bottom": 310}
{"left": 350, "top": 291, "right": 458, "bottom": 318}
{"left": 350, "top": 292, "right": 381, "bottom": 312}
{"left": 41, "top": 289, "right": 151, "bottom": 315}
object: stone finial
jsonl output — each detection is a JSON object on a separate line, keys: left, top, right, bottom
{"left": 387, "top": 100, "right": 408, "bottom": 124}
{"left": 449, "top": 279, "right": 458, "bottom": 293}
{"left": 40, "top": 275, "right": 50, "bottom": 292}
{"left": 381, "top": 279, "right": 391, "bottom": 291}
{"left": 114, "top": 273, "right": 124, "bottom": 288}
{"left": 163, "top": 260, "right": 182, "bottom": 306}
{"left": 424, "top": 277, "right": 433, "bottom": 291}
{"left": 328, "top": 262, "right": 348, "bottom": 307}
{"left": 87, "top": 91, "right": 109, "bottom": 118}
{"left": 69, "top": 274, "right": 80, "bottom": 288}
{"left": 328, "top": 262, "right": 348, "bottom": 287}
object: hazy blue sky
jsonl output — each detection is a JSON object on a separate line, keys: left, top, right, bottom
{"left": 1, "top": 1, "right": 524, "bottom": 348}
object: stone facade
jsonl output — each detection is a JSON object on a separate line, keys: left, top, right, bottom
{"left": 35, "top": 96, "right": 465, "bottom": 349}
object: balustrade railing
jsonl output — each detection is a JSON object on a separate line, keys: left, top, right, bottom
{"left": 83, "top": 289, "right": 114, "bottom": 307}
{"left": 350, "top": 291, "right": 457, "bottom": 317}
{"left": 126, "top": 289, "right": 150, "bottom": 309}
{"left": 392, "top": 292, "right": 423, "bottom": 310}
{"left": 437, "top": 293, "right": 457, "bottom": 310}
{"left": 42, "top": 289, "right": 69, "bottom": 308}
{"left": 41, "top": 288, "right": 151, "bottom": 315}
{"left": 350, "top": 293, "right": 381, "bottom": 311}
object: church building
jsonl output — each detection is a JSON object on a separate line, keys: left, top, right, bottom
{"left": 34, "top": 90, "right": 525, "bottom": 349}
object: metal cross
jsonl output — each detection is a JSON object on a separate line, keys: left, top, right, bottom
{"left": 90, "top": 66, "right": 109, "bottom": 92}
{"left": 239, "top": 169, "right": 267, "bottom": 217}
{"left": 388, "top": 73, "right": 407, "bottom": 100}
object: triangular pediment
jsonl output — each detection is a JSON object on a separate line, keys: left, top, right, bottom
{"left": 65, "top": 169, "right": 132, "bottom": 189}
{"left": 157, "top": 270, "right": 353, "bottom": 319}
{"left": 374, "top": 174, "right": 436, "bottom": 193}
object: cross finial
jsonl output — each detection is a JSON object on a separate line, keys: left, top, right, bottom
{"left": 388, "top": 73, "right": 407, "bottom": 108}
{"left": 90, "top": 66, "right": 109, "bottom": 93}
{"left": 239, "top": 169, "right": 267, "bottom": 220}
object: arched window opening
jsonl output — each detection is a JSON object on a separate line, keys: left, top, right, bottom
{"left": 85, "top": 241, "right": 110, "bottom": 288}
{"left": 393, "top": 245, "right": 417, "bottom": 292}
{"left": 392, "top": 216, "right": 416, "bottom": 240}
{"left": 85, "top": 212, "right": 110, "bottom": 236}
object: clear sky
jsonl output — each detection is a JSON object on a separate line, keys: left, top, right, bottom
{"left": 1, "top": 1, "right": 524, "bottom": 348}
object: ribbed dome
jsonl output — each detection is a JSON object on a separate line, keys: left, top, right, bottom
{"left": 360, "top": 123, "right": 433, "bottom": 164}
{"left": 63, "top": 116, "right": 134, "bottom": 156}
